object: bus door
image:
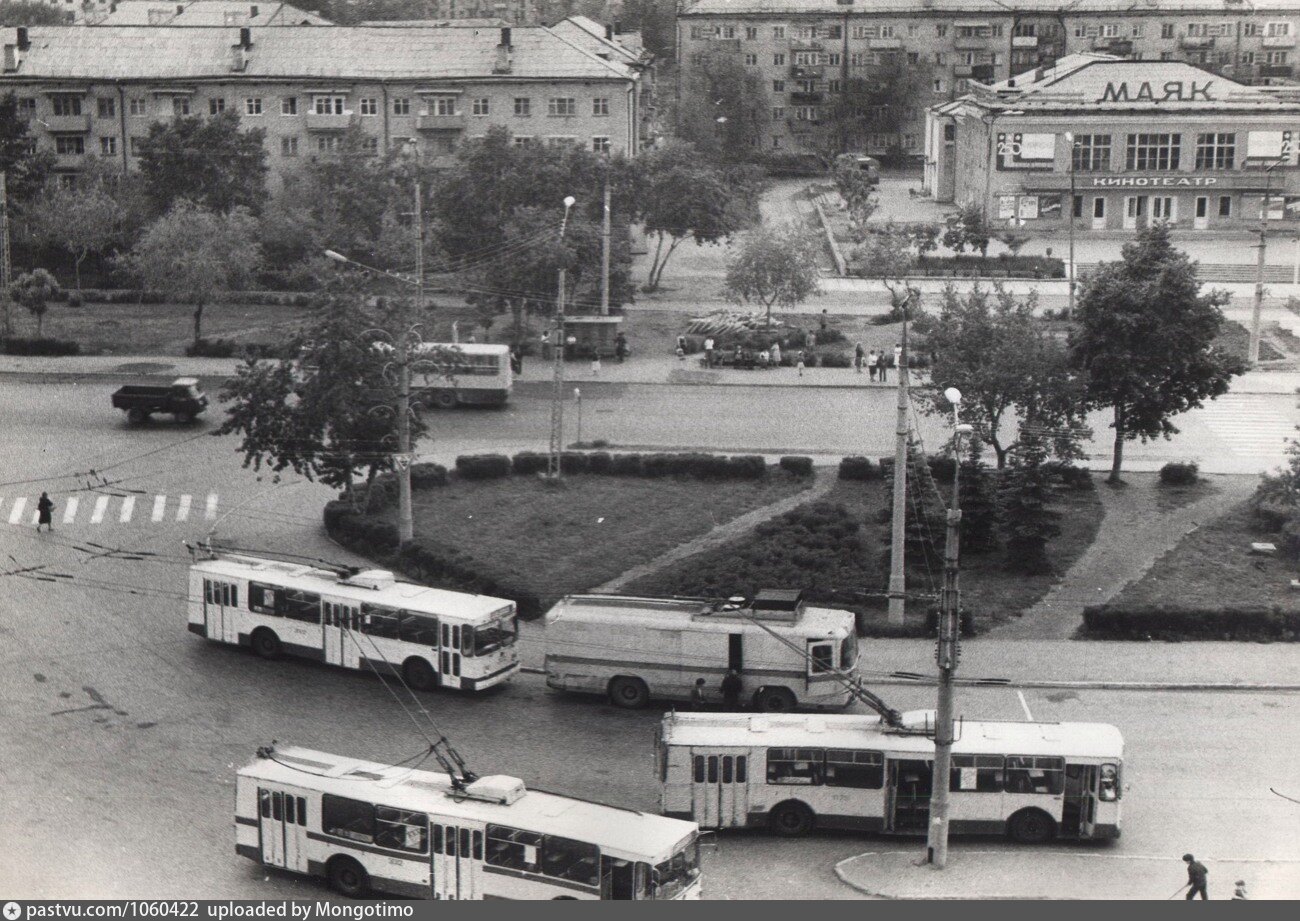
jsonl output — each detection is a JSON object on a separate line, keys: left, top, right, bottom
{"left": 322, "top": 602, "right": 357, "bottom": 666}
{"left": 806, "top": 640, "right": 835, "bottom": 691}
{"left": 432, "top": 823, "right": 483, "bottom": 900}
{"left": 1062, "top": 764, "right": 1097, "bottom": 838}
{"left": 886, "top": 759, "right": 932, "bottom": 833}
{"left": 204, "top": 579, "right": 239, "bottom": 644}
{"left": 258, "top": 788, "right": 308, "bottom": 873}
{"left": 689, "top": 749, "right": 750, "bottom": 828}
{"left": 440, "top": 623, "right": 463, "bottom": 690}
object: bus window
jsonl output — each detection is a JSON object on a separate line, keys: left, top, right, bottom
{"left": 322, "top": 794, "right": 377, "bottom": 844}
{"left": 259, "top": 789, "right": 271, "bottom": 818}
{"left": 486, "top": 825, "right": 542, "bottom": 872}
{"left": 1099, "top": 763, "right": 1120, "bottom": 801}
{"left": 767, "top": 748, "right": 823, "bottom": 785}
{"left": 693, "top": 756, "right": 705, "bottom": 783}
{"left": 285, "top": 794, "right": 296, "bottom": 824}
{"left": 950, "top": 755, "right": 1004, "bottom": 792}
{"left": 280, "top": 589, "right": 321, "bottom": 623}
{"left": 809, "top": 644, "right": 833, "bottom": 673}
{"left": 461, "top": 625, "right": 474, "bottom": 657}
{"left": 296, "top": 797, "right": 306, "bottom": 826}
{"left": 204, "top": 580, "right": 213, "bottom": 604}
{"left": 736, "top": 756, "right": 747, "bottom": 783}
{"left": 249, "top": 582, "right": 278, "bottom": 615}
{"left": 376, "top": 806, "right": 428, "bottom": 853}
{"left": 472, "top": 613, "right": 517, "bottom": 656}
{"left": 825, "top": 749, "right": 883, "bottom": 789}
{"left": 1005, "top": 756, "right": 1064, "bottom": 794}
{"left": 361, "top": 604, "right": 401, "bottom": 639}
{"left": 473, "top": 830, "right": 483, "bottom": 860}
{"left": 399, "top": 613, "right": 438, "bottom": 645}
{"left": 706, "top": 756, "right": 718, "bottom": 784}
{"left": 433, "top": 825, "right": 443, "bottom": 853}
{"left": 450, "top": 625, "right": 460, "bottom": 652}
{"left": 722, "top": 756, "right": 733, "bottom": 784}
{"left": 271, "top": 792, "right": 283, "bottom": 821}
{"left": 635, "top": 862, "right": 652, "bottom": 900}
{"left": 603, "top": 857, "right": 635, "bottom": 900}
{"left": 541, "top": 835, "right": 600, "bottom": 887}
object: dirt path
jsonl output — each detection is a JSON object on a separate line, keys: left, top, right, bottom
{"left": 993, "top": 473, "right": 1258, "bottom": 640}
{"left": 593, "top": 474, "right": 837, "bottom": 592}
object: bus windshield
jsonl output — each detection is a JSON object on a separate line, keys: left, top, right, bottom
{"left": 840, "top": 632, "right": 858, "bottom": 669}
{"left": 474, "top": 612, "right": 518, "bottom": 656}
{"left": 652, "top": 836, "right": 700, "bottom": 900}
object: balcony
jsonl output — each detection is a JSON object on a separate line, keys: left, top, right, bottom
{"left": 1260, "top": 63, "right": 1296, "bottom": 77}
{"left": 954, "top": 35, "right": 992, "bottom": 51}
{"left": 1012, "top": 35, "right": 1038, "bottom": 48}
{"left": 970, "top": 64, "right": 997, "bottom": 82}
{"left": 791, "top": 64, "right": 825, "bottom": 78}
{"left": 869, "top": 37, "right": 902, "bottom": 50}
{"left": 53, "top": 153, "right": 86, "bottom": 170}
{"left": 786, "top": 116, "right": 822, "bottom": 127}
{"left": 43, "top": 113, "right": 91, "bottom": 132}
{"left": 417, "top": 113, "right": 466, "bottom": 131}
{"left": 790, "top": 91, "right": 824, "bottom": 103}
{"left": 713, "top": 38, "right": 742, "bottom": 51}
{"left": 1263, "top": 33, "right": 1297, "bottom": 48}
{"left": 952, "top": 64, "right": 974, "bottom": 77}
{"left": 1093, "top": 37, "right": 1133, "bottom": 55}
{"left": 1179, "top": 35, "right": 1216, "bottom": 50}
{"left": 791, "top": 40, "right": 824, "bottom": 52}
{"left": 304, "top": 111, "right": 355, "bottom": 131}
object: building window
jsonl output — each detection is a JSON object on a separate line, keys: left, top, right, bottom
{"left": 719, "top": 25, "right": 736, "bottom": 40}
{"left": 1073, "top": 194, "right": 1084, "bottom": 218}
{"left": 825, "top": 25, "right": 842, "bottom": 39}
{"left": 827, "top": 52, "right": 841, "bottom": 66}
{"left": 793, "top": 50, "right": 817, "bottom": 66}
{"left": 1266, "top": 50, "right": 1290, "bottom": 65}
{"left": 545, "top": 136, "right": 578, "bottom": 147}
{"left": 1241, "top": 51, "right": 1256, "bottom": 65}
{"left": 745, "top": 26, "right": 757, "bottom": 40}
{"left": 772, "top": 26, "right": 784, "bottom": 39}
{"left": 1126, "top": 133, "right": 1181, "bottom": 171}
{"left": 314, "top": 96, "right": 346, "bottom": 116}
{"left": 1100, "top": 23, "right": 1119, "bottom": 38}
{"left": 592, "top": 97, "right": 609, "bottom": 116}
{"left": 432, "top": 97, "right": 457, "bottom": 116}
{"left": 359, "top": 97, "right": 378, "bottom": 116}
{"left": 99, "top": 136, "right": 116, "bottom": 156}
{"left": 1161, "top": 23, "right": 1175, "bottom": 39}
{"left": 1160, "top": 51, "right": 1175, "bottom": 61}
{"left": 513, "top": 97, "right": 531, "bottom": 117}
{"left": 1267, "top": 22, "right": 1292, "bottom": 38}
{"left": 512, "top": 135, "right": 534, "bottom": 147}
{"left": 281, "top": 137, "right": 299, "bottom": 157}
{"left": 827, "top": 79, "right": 841, "bottom": 93}
{"left": 17, "top": 97, "right": 35, "bottom": 116}
{"left": 903, "top": 133, "right": 917, "bottom": 150}
{"left": 281, "top": 96, "right": 298, "bottom": 115}
{"left": 934, "top": 52, "right": 946, "bottom": 65}
{"left": 1219, "top": 195, "right": 1232, "bottom": 217}
{"left": 773, "top": 53, "right": 785, "bottom": 65}
{"left": 172, "top": 97, "right": 190, "bottom": 116}
{"left": 54, "top": 135, "right": 84, "bottom": 155}
{"left": 592, "top": 136, "right": 610, "bottom": 154}
{"left": 547, "top": 97, "right": 576, "bottom": 117}
{"left": 744, "top": 53, "right": 757, "bottom": 66}
{"left": 52, "top": 96, "right": 83, "bottom": 117}
{"left": 315, "top": 135, "right": 339, "bottom": 154}
{"left": 1196, "top": 133, "right": 1236, "bottom": 169}
{"left": 472, "top": 97, "right": 490, "bottom": 116}
{"left": 772, "top": 135, "right": 782, "bottom": 149}
{"left": 96, "top": 97, "right": 115, "bottom": 119}
{"left": 689, "top": 25, "right": 708, "bottom": 40}
{"left": 1131, "top": 23, "right": 1144, "bottom": 38}
{"left": 908, "top": 23, "right": 919, "bottom": 37}
{"left": 1072, "top": 134, "right": 1111, "bottom": 171}
{"left": 933, "top": 78, "right": 946, "bottom": 93}
{"left": 209, "top": 98, "right": 225, "bottom": 115}
{"left": 363, "top": 137, "right": 379, "bottom": 154}
{"left": 773, "top": 79, "right": 784, "bottom": 92}
{"left": 1244, "top": 22, "right": 1262, "bottom": 37}
{"left": 772, "top": 106, "right": 785, "bottom": 119}
{"left": 392, "top": 97, "right": 410, "bottom": 116}
{"left": 245, "top": 98, "right": 263, "bottom": 116}
{"left": 851, "top": 53, "right": 867, "bottom": 67}
{"left": 936, "top": 24, "right": 947, "bottom": 37}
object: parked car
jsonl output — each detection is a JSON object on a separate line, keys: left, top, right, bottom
{"left": 112, "top": 377, "right": 209, "bottom": 425}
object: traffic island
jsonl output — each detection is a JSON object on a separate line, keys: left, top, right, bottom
{"left": 834, "top": 849, "right": 1300, "bottom": 900}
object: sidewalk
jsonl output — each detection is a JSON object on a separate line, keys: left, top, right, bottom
{"left": 835, "top": 849, "right": 1300, "bottom": 900}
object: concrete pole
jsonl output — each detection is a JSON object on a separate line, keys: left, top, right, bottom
{"left": 1067, "top": 140, "right": 1077, "bottom": 319}
{"left": 886, "top": 301, "right": 910, "bottom": 624}
{"left": 394, "top": 178, "right": 423, "bottom": 545}
{"left": 1250, "top": 167, "right": 1272, "bottom": 366}
{"left": 600, "top": 172, "right": 612, "bottom": 316}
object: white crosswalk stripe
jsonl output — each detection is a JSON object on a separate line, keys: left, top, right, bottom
{"left": 176, "top": 494, "right": 191, "bottom": 522}
{"left": 151, "top": 495, "right": 167, "bottom": 523}
{"left": 62, "top": 497, "right": 78, "bottom": 524}
{"left": 205, "top": 493, "right": 219, "bottom": 521}
{"left": 7, "top": 497, "right": 24, "bottom": 524}
{"left": 1199, "top": 395, "right": 1297, "bottom": 458}
{"left": 90, "top": 496, "right": 109, "bottom": 523}
{"left": 119, "top": 495, "right": 135, "bottom": 523}
{"left": 3, "top": 493, "right": 218, "bottom": 528}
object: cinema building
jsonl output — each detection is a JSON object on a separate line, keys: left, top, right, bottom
{"left": 926, "top": 55, "right": 1300, "bottom": 232}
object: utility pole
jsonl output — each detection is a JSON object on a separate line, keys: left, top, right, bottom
{"left": 1250, "top": 163, "right": 1277, "bottom": 365}
{"left": 393, "top": 176, "right": 423, "bottom": 545}
{"left": 926, "top": 389, "right": 972, "bottom": 869}
{"left": 547, "top": 196, "right": 577, "bottom": 478}
{"left": 1, "top": 171, "right": 12, "bottom": 337}
{"left": 886, "top": 296, "right": 911, "bottom": 624}
{"left": 600, "top": 168, "right": 611, "bottom": 316}
{"left": 1066, "top": 133, "right": 1077, "bottom": 319}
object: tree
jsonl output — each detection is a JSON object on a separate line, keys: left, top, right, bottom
{"left": 136, "top": 111, "right": 268, "bottom": 215}
{"left": 818, "top": 55, "right": 935, "bottom": 165}
{"left": 923, "top": 285, "right": 1087, "bottom": 468}
{"left": 724, "top": 222, "right": 823, "bottom": 328}
{"left": 676, "top": 46, "right": 770, "bottom": 162}
{"left": 833, "top": 159, "right": 878, "bottom": 229}
{"left": 635, "top": 140, "right": 758, "bottom": 292}
{"left": 997, "top": 435, "right": 1061, "bottom": 574}
{"left": 943, "top": 201, "right": 992, "bottom": 257}
{"left": 1071, "top": 222, "right": 1244, "bottom": 484}
{"left": 0, "top": 92, "right": 54, "bottom": 204}
{"left": 23, "top": 173, "right": 129, "bottom": 288}
{"left": 120, "top": 200, "right": 260, "bottom": 343}
{"left": 0, "top": 1, "right": 68, "bottom": 26}
{"left": 11, "top": 268, "right": 58, "bottom": 337}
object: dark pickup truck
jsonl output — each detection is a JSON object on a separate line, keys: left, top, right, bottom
{"left": 112, "top": 377, "right": 209, "bottom": 425}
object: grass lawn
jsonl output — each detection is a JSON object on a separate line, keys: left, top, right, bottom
{"left": 408, "top": 472, "right": 814, "bottom": 606}
{"left": 1216, "top": 318, "right": 1286, "bottom": 363}
{"left": 1112, "top": 500, "right": 1300, "bottom": 611}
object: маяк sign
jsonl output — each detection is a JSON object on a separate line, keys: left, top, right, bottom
{"left": 1096, "top": 80, "right": 1215, "bottom": 104}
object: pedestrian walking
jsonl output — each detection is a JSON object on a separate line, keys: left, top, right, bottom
{"left": 867, "top": 349, "right": 878, "bottom": 381}
{"left": 876, "top": 350, "right": 887, "bottom": 383}
{"left": 769, "top": 342, "right": 781, "bottom": 366}
{"left": 1232, "top": 880, "right": 1248, "bottom": 900}
{"left": 615, "top": 332, "right": 629, "bottom": 363}
{"left": 690, "top": 678, "right": 707, "bottom": 711}
{"left": 796, "top": 350, "right": 806, "bottom": 377}
{"left": 1183, "top": 854, "right": 1209, "bottom": 900}
{"left": 819, "top": 308, "right": 829, "bottom": 333}
{"left": 590, "top": 348, "right": 601, "bottom": 377}
{"left": 854, "top": 342, "right": 865, "bottom": 374}
{"left": 720, "top": 668, "right": 743, "bottom": 709}
{"left": 703, "top": 336, "right": 714, "bottom": 367}
{"left": 36, "top": 492, "right": 55, "bottom": 532}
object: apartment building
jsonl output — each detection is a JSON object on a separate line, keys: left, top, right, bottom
{"left": 0, "top": 22, "right": 649, "bottom": 186}
{"left": 677, "top": 0, "right": 1300, "bottom": 161}
{"left": 73, "top": 2, "right": 333, "bottom": 25}
{"left": 925, "top": 54, "right": 1300, "bottom": 233}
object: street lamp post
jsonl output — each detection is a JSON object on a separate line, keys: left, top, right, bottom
{"left": 925, "top": 387, "right": 974, "bottom": 870}
{"left": 574, "top": 387, "right": 582, "bottom": 447}
{"left": 547, "top": 196, "right": 578, "bottom": 479}
{"left": 1064, "top": 132, "right": 1078, "bottom": 318}
{"left": 886, "top": 294, "right": 912, "bottom": 624}
{"left": 1251, "top": 159, "right": 1285, "bottom": 365}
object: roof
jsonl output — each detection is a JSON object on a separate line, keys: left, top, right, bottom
{"left": 357, "top": 19, "right": 511, "bottom": 28}
{"left": 661, "top": 713, "right": 1126, "bottom": 760}
{"left": 81, "top": 1, "right": 333, "bottom": 27}
{"left": 681, "top": 0, "right": 1300, "bottom": 15}
{"left": 240, "top": 745, "right": 698, "bottom": 860}
{"left": 191, "top": 554, "right": 514, "bottom": 622}
{"left": 3, "top": 25, "right": 636, "bottom": 83}
{"left": 544, "top": 594, "right": 855, "bottom": 638}
{"left": 551, "top": 15, "right": 645, "bottom": 66}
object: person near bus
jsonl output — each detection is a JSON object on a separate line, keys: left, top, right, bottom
{"left": 1232, "top": 880, "right": 1248, "bottom": 900}
{"left": 720, "top": 669, "right": 742, "bottom": 709}
{"left": 510, "top": 348, "right": 522, "bottom": 376}
{"left": 690, "top": 678, "right": 707, "bottom": 711}
{"left": 37, "top": 492, "right": 55, "bottom": 532}
{"left": 1183, "top": 854, "right": 1209, "bottom": 900}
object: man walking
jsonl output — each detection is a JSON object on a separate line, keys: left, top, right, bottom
{"left": 720, "top": 668, "right": 743, "bottom": 710}
{"left": 703, "top": 336, "right": 714, "bottom": 368}
{"left": 854, "top": 342, "right": 865, "bottom": 374}
{"left": 36, "top": 492, "right": 55, "bottom": 532}
{"left": 1183, "top": 853, "right": 1209, "bottom": 900}
{"left": 876, "top": 349, "right": 887, "bottom": 383}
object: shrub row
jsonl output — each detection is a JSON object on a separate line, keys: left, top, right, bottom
{"left": 458, "top": 451, "right": 775, "bottom": 482}
{"left": 0, "top": 336, "right": 81, "bottom": 356}
{"left": 78, "top": 289, "right": 319, "bottom": 307}
{"left": 1081, "top": 604, "right": 1300, "bottom": 641}
{"left": 839, "top": 456, "right": 882, "bottom": 481}
{"left": 184, "top": 338, "right": 302, "bottom": 359}
{"left": 1159, "top": 461, "right": 1200, "bottom": 486}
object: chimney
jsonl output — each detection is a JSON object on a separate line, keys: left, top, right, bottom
{"left": 240, "top": 26, "right": 252, "bottom": 48}
{"left": 250, "top": 4, "right": 259, "bottom": 16}
{"left": 176, "top": 4, "right": 183, "bottom": 13}
{"left": 3, "top": 44, "right": 17, "bottom": 74}
{"left": 613, "top": 20, "right": 621, "bottom": 35}
{"left": 495, "top": 27, "right": 512, "bottom": 73}
{"left": 16, "top": 27, "right": 29, "bottom": 51}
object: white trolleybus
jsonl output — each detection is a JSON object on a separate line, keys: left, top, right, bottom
{"left": 188, "top": 553, "right": 519, "bottom": 692}
{"left": 658, "top": 712, "right": 1124, "bottom": 843}
{"left": 412, "top": 342, "right": 512, "bottom": 408}
{"left": 236, "top": 745, "right": 703, "bottom": 900}
{"left": 544, "top": 589, "right": 859, "bottom": 711}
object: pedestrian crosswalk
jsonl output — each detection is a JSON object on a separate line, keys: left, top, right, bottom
{"left": 0, "top": 493, "right": 219, "bottom": 527}
{"left": 1199, "top": 394, "right": 1297, "bottom": 458}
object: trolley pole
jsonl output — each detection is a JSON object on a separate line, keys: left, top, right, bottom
{"left": 547, "top": 196, "right": 577, "bottom": 479}
{"left": 393, "top": 177, "right": 423, "bottom": 545}
{"left": 600, "top": 170, "right": 611, "bottom": 316}
{"left": 886, "top": 298, "right": 911, "bottom": 624}
{"left": 926, "top": 388, "right": 972, "bottom": 869}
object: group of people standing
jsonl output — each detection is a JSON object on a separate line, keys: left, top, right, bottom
{"left": 852, "top": 343, "right": 903, "bottom": 381}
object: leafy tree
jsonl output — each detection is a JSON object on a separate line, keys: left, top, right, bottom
{"left": 818, "top": 55, "right": 934, "bottom": 164}
{"left": 635, "top": 140, "right": 759, "bottom": 292}
{"left": 724, "top": 221, "right": 823, "bottom": 328}
{"left": 958, "top": 458, "right": 1000, "bottom": 554}
{"left": 136, "top": 111, "right": 268, "bottom": 215}
{"left": 676, "top": 46, "right": 770, "bottom": 162}
{"left": 0, "top": 92, "right": 54, "bottom": 203}
{"left": 943, "top": 201, "right": 992, "bottom": 257}
{"left": 923, "top": 285, "right": 1087, "bottom": 468}
{"left": 0, "top": 1, "right": 69, "bottom": 26}
{"left": 834, "top": 160, "right": 878, "bottom": 229}
{"left": 1071, "top": 222, "right": 1244, "bottom": 483}
{"left": 11, "top": 268, "right": 58, "bottom": 336}
{"left": 119, "top": 200, "right": 260, "bottom": 343}
{"left": 23, "top": 172, "right": 129, "bottom": 288}
{"left": 997, "top": 435, "right": 1060, "bottom": 574}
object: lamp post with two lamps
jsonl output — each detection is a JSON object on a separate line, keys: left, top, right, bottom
{"left": 1063, "top": 132, "right": 1081, "bottom": 318}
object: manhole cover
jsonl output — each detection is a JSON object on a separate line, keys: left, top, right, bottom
{"left": 115, "top": 362, "right": 176, "bottom": 374}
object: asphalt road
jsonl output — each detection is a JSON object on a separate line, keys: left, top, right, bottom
{"left": 1, "top": 379, "right": 1298, "bottom": 899}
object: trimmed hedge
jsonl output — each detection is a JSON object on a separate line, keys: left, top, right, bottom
{"left": 609, "top": 453, "right": 644, "bottom": 476}
{"left": 1159, "top": 461, "right": 1200, "bottom": 486}
{"left": 185, "top": 338, "right": 301, "bottom": 359}
{"left": 409, "top": 463, "right": 448, "bottom": 489}
{"left": 455, "top": 454, "right": 511, "bottom": 480}
{"left": 728, "top": 455, "right": 767, "bottom": 480}
{"left": 512, "top": 451, "right": 549, "bottom": 475}
{"left": 0, "top": 336, "right": 81, "bottom": 356}
{"left": 779, "top": 455, "right": 814, "bottom": 477}
{"left": 79, "top": 288, "right": 319, "bottom": 307}
{"left": 1081, "top": 604, "right": 1300, "bottom": 641}
{"left": 839, "top": 456, "right": 880, "bottom": 481}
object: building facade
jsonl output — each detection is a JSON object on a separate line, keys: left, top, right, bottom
{"left": 925, "top": 55, "right": 1300, "bottom": 233}
{"left": 677, "top": 0, "right": 1300, "bottom": 161}
{"left": 0, "top": 22, "right": 649, "bottom": 186}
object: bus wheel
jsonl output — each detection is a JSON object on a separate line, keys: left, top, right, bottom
{"left": 433, "top": 389, "right": 458, "bottom": 410}
{"left": 403, "top": 657, "right": 438, "bottom": 692}
{"left": 250, "top": 628, "right": 282, "bottom": 660}
{"left": 127, "top": 407, "right": 147, "bottom": 425}
{"left": 175, "top": 411, "right": 195, "bottom": 424}
{"left": 753, "top": 686, "right": 797, "bottom": 712}
{"left": 769, "top": 801, "right": 814, "bottom": 837}
{"left": 1008, "top": 808, "right": 1056, "bottom": 844}
{"left": 327, "top": 856, "right": 370, "bottom": 898}
{"left": 608, "top": 676, "right": 649, "bottom": 709}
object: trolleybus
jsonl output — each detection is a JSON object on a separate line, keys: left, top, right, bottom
{"left": 188, "top": 553, "right": 519, "bottom": 692}
{"left": 657, "top": 712, "right": 1124, "bottom": 843}
{"left": 412, "top": 342, "right": 512, "bottom": 408}
{"left": 543, "top": 590, "right": 859, "bottom": 711}
{"left": 237, "top": 745, "right": 703, "bottom": 900}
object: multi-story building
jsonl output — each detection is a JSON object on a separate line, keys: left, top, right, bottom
{"left": 676, "top": 0, "right": 1300, "bottom": 161}
{"left": 73, "top": 2, "right": 333, "bottom": 25}
{"left": 925, "top": 54, "right": 1300, "bottom": 233}
{"left": 0, "top": 21, "right": 650, "bottom": 186}
{"left": 420, "top": 0, "right": 539, "bottom": 24}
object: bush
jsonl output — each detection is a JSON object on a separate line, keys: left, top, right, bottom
{"left": 586, "top": 451, "right": 613, "bottom": 474}
{"left": 0, "top": 336, "right": 81, "bottom": 356}
{"left": 1059, "top": 465, "right": 1094, "bottom": 490}
{"left": 927, "top": 456, "right": 957, "bottom": 482}
{"left": 512, "top": 451, "right": 549, "bottom": 475}
{"left": 560, "top": 451, "right": 590, "bottom": 474}
{"left": 779, "top": 455, "right": 814, "bottom": 477}
{"left": 839, "top": 456, "right": 879, "bottom": 481}
{"left": 1159, "top": 461, "right": 1200, "bottom": 487}
{"left": 641, "top": 453, "right": 675, "bottom": 477}
{"left": 409, "top": 463, "right": 448, "bottom": 489}
{"left": 728, "top": 455, "right": 768, "bottom": 480}
{"left": 609, "top": 453, "right": 644, "bottom": 476}
{"left": 185, "top": 338, "right": 237, "bottom": 358}
{"left": 1081, "top": 604, "right": 1300, "bottom": 641}
{"left": 65, "top": 291, "right": 84, "bottom": 308}
{"left": 817, "top": 327, "right": 847, "bottom": 345}
{"left": 455, "top": 453, "right": 511, "bottom": 480}
{"left": 818, "top": 351, "right": 853, "bottom": 368}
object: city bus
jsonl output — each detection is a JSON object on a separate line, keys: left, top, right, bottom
{"left": 412, "top": 342, "right": 513, "bottom": 408}
{"left": 236, "top": 745, "right": 703, "bottom": 900}
{"left": 187, "top": 553, "right": 519, "bottom": 692}
{"left": 657, "top": 712, "right": 1124, "bottom": 843}
{"left": 543, "top": 590, "right": 859, "bottom": 711}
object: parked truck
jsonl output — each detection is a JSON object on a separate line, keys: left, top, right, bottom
{"left": 111, "top": 377, "right": 209, "bottom": 425}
